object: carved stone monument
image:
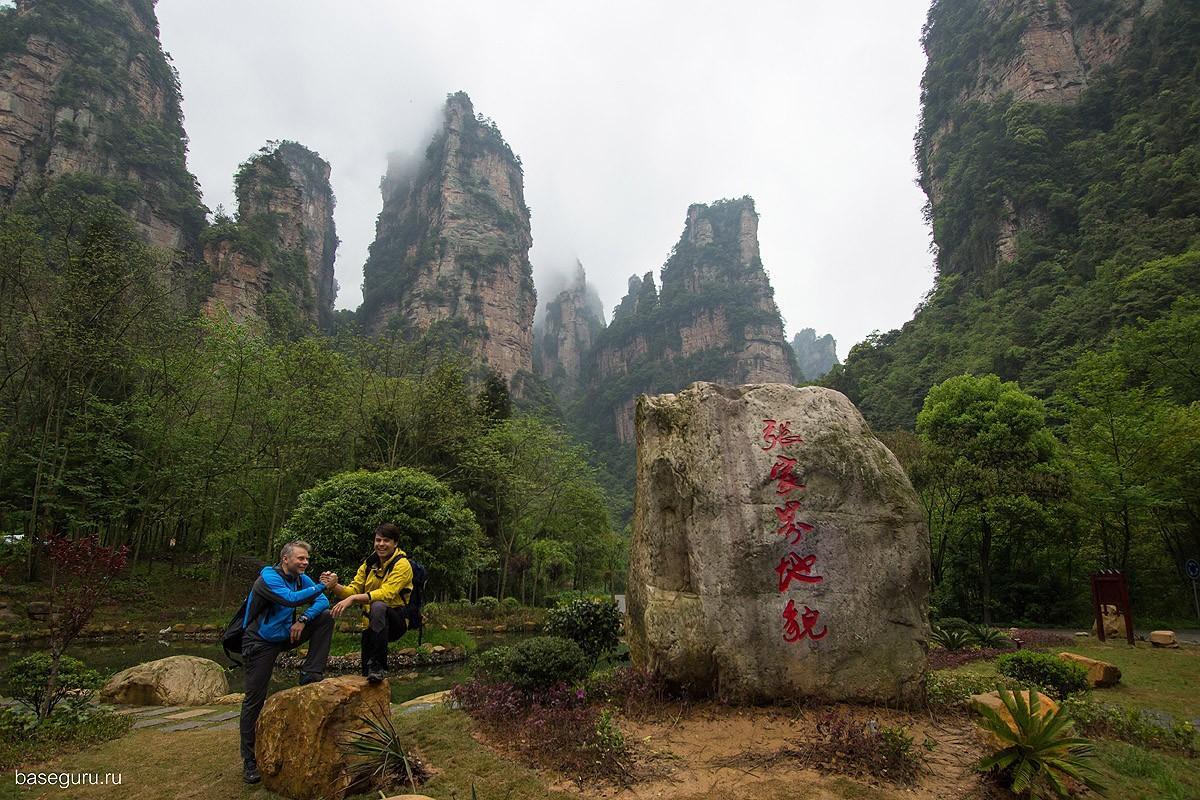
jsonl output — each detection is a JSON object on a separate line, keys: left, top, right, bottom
{"left": 626, "top": 383, "right": 930, "bottom": 706}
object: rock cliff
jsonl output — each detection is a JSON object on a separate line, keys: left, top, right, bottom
{"left": 919, "top": 0, "right": 1156, "bottom": 241}
{"left": 834, "top": 0, "right": 1192, "bottom": 430}
{"left": 533, "top": 261, "right": 605, "bottom": 399}
{"left": 359, "top": 91, "right": 536, "bottom": 383}
{"left": 791, "top": 329, "right": 839, "bottom": 381}
{"left": 583, "top": 197, "right": 796, "bottom": 443}
{"left": 203, "top": 141, "right": 338, "bottom": 333}
{"left": 0, "top": 0, "right": 205, "bottom": 255}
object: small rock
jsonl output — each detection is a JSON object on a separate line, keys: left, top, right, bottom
{"left": 1074, "top": 631, "right": 1089, "bottom": 637}
{"left": 215, "top": 692, "right": 245, "bottom": 704}
{"left": 1149, "top": 630, "right": 1179, "bottom": 648}
{"left": 430, "top": 645, "right": 446, "bottom": 654}
{"left": 170, "top": 623, "right": 187, "bottom": 633}
{"left": 399, "top": 690, "right": 450, "bottom": 709}
{"left": 492, "top": 624, "right": 507, "bottom": 634}
{"left": 26, "top": 601, "right": 50, "bottom": 620}
{"left": 397, "top": 648, "right": 417, "bottom": 658}
{"left": 1058, "top": 652, "right": 1121, "bottom": 688}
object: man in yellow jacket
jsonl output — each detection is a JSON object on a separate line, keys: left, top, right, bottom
{"left": 327, "top": 522, "right": 414, "bottom": 682}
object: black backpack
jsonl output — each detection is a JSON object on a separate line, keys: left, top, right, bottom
{"left": 401, "top": 558, "right": 429, "bottom": 645}
{"left": 221, "top": 575, "right": 271, "bottom": 669}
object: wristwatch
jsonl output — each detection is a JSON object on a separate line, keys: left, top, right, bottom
{"left": 298, "top": 615, "right": 309, "bottom": 625}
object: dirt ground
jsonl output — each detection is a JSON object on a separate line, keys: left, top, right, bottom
{"left": 565, "top": 702, "right": 994, "bottom": 800}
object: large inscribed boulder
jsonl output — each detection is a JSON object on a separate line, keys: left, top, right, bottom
{"left": 100, "top": 655, "right": 228, "bottom": 706}
{"left": 627, "top": 383, "right": 930, "bottom": 705}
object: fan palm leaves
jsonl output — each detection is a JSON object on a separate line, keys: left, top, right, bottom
{"left": 975, "top": 688, "right": 1106, "bottom": 798}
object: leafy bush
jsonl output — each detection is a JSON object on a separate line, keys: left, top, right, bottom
{"left": 0, "top": 702, "right": 130, "bottom": 770}
{"left": 931, "top": 625, "right": 974, "bottom": 651}
{"left": 506, "top": 636, "right": 589, "bottom": 691}
{"left": 499, "top": 596, "right": 520, "bottom": 613}
{"left": 470, "top": 646, "right": 514, "bottom": 684}
{"left": 451, "top": 681, "right": 632, "bottom": 781}
{"left": 976, "top": 689, "right": 1105, "bottom": 798}
{"left": 544, "top": 598, "right": 621, "bottom": 662}
{"left": 475, "top": 596, "right": 498, "bottom": 614}
{"left": 1062, "top": 696, "right": 1197, "bottom": 756}
{"left": 3, "top": 654, "right": 101, "bottom": 719}
{"left": 783, "top": 712, "right": 921, "bottom": 784}
{"left": 585, "top": 666, "right": 669, "bottom": 719}
{"left": 278, "top": 468, "right": 486, "bottom": 595}
{"left": 926, "top": 671, "right": 1019, "bottom": 708}
{"left": 996, "top": 650, "right": 1089, "bottom": 699}
{"left": 934, "top": 616, "right": 972, "bottom": 631}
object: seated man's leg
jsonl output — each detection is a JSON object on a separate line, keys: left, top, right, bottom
{"left": 239, "top": 639, "right": 281, "bottom": 781}
{"left": 364, "top": 601, "right": 392, "bottom": 679}
{"left": 385, "top": 604, "right": 409, "bottom": 642}
{"left": 294, "top": 610, "right": 334, "bottom": 683}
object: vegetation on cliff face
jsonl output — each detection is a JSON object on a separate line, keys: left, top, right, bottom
{"left": 836, "top": 0, "right": 1200, "bottom": 623}
{"left": 0, "top": 0, "right": 205, "bottom": 242}
{"left": 834, "top": 0, "right": 1200, "bottom": 430}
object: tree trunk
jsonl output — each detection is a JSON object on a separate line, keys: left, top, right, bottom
{"left": 980, "top": 516, "right": 993, "bottom": 626}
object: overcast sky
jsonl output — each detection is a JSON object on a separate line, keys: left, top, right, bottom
{"left": 156, "top": 1, "right": 934, "bottom": 360}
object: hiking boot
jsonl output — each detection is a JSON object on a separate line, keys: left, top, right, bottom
{"left": 298, "top": 672, "right": 323, "bottom": 686}
{"left": 243, "top": 760, "right": 261, "bottom": 784}
{"left": 367, "top": 662, "right": 386, "bottom": 683}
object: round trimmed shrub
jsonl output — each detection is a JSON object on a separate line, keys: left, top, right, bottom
{"left": 475, "top": 596, "right": 499, "bottom": 615}
{"left": 506, "top": 636, "right": 589, "bottom": 691}
{"left": 278, "top": 468, "right": 486, "bottom": 596}
{"left": 545, "top": 598, "right": 621, "bottom": 662}
{"left": 499, "top": 597, "right": 521, "bottom": 614}
{"left": 3, "top": 653, "right": 101, "bottom": 718}
{"left": 470, "top": 646, "right": 515, "bottom": 684}
{"left": 996, "top": 650, "right": 1089, "bottom": 698}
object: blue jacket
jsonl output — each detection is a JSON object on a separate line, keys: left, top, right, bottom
{"left": 243, "top": 566, "right": 330, "bottom": 644}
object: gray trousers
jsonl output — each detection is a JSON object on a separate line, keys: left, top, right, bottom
{"left": 239, "top": 610, "right": 334, "bottom": 764}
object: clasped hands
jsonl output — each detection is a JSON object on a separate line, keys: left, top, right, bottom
{"left": 317, "top": 571, "right": 360, "bottom": 619}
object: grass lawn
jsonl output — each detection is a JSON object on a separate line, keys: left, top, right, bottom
{"left": 1093, "top": 740, "right": 1200, "bottom": 800}
{"left": 2, "top": 707, "right": 575, "bottom": 800}
{"left": 944, "top": 640, "right": 1200, "bottom": 722}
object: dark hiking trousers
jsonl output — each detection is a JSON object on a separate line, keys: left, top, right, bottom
{"left": 239, "top": 610, "right": 334, "bottom": 765}
{"left": 361, "top": 601, "right": 408, "bottom": 675}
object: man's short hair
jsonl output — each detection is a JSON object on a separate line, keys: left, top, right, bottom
{"left": 280, "top": 540, "right": 312, "bottom": 560}
{"left": 373, "top": 523, "right": 400, "bottom": 543}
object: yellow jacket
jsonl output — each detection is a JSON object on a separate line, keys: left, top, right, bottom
{"left": 335, "top": 549, "right": 413, "bottom": 617}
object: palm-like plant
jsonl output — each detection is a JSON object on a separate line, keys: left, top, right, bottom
{"left": 968, "top": 623, "right": 1009, "bottom": 648}
{"left": 976, "top": 688, "right": 1107, "bottom": 798}
{"left": 338, "top": 705, "right": 425, "bottom": 794}
{"left": 931, "top": 625, "right": 974, "bottom": 650}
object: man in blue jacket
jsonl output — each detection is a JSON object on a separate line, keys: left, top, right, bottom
{"left": 239, "top": 540, "right": 335, "bottom": 784}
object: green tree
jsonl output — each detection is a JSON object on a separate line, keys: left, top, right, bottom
{"left": 278, "top": 468, "right": 488, "bottom": 597}
{"left": 916, "top": 374, "right": 1063, "bottom": 623}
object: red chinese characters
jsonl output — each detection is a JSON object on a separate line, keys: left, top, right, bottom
{"left": 769, "top": 455, "right": 805, "bottom": 495}
{"left": 761, "top": 419, "right": 804, "bottom": 450}
{"left": 782, "top": 599, "right": 827, "bottom": 642}
{"left": 775, "top": 552, "right": 823, "bottom": 592}
{"left": 761, "top": 418, "right": 828, "bottom": 644}
{"left": 774, "top": 499, "right": 814, "bottom": 544}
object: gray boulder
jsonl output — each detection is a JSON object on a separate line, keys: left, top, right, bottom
{"left": 627, "top": 382, "right": 930, "bottom": 706}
